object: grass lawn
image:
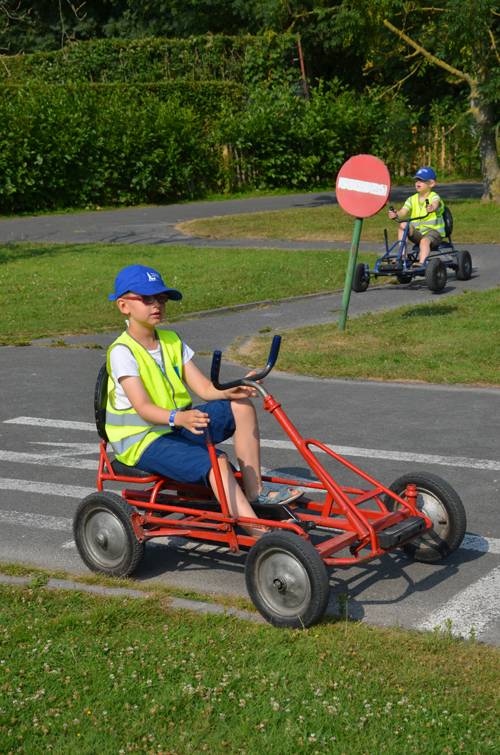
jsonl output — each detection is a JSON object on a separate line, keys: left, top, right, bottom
{"left": 2, "top": 576, "right": 500, "bottom": 755}
{"left": 0, "top": 243, "right": 377, "bottom": 346}
{"left": 179, "top": 199, "right": 500, "bottom": 245}
{"left": 229, "top": 288, "right": 500, "bottom": 386}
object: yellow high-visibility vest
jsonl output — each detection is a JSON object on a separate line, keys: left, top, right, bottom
{"left": 404, "top": 191, "right": 445, "bottom": 236}
{"left": 105, "top": 330, "right": 192, "bottom": 466}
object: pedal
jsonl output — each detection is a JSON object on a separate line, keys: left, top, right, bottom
{"left": 378, "top": 515, "right": 426, "bottom": 549}
{"left": 281, "top": 505, "right": 317, "bottom": 531}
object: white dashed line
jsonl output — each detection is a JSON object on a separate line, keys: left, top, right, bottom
{"left": 0, "top": 478, "right": 95, "bottom": 499}
{"left": 417, "top": 565, "right": 500, "bottom": 638}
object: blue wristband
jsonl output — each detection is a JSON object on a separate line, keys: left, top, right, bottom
{"left": 169, "top": 410, "right": 177, "bottom": 427}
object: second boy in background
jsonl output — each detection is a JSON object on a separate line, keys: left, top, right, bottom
{"left": 388, "top": 167, "right": 445, "bottom": 267}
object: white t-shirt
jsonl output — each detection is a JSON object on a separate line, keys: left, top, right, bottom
{"left": 109, "top": 340, "right": 194, "bottom": 410}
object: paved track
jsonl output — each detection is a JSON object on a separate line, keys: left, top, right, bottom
{"left": 0, "top": 183, "right": 483, "bottom": 248}
{"left": 2, "top": 182, "right": 500, "bottom": 642}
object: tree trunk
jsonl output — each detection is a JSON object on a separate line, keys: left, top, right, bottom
{"left": 470, "top": 92, "right": 500, "bottom": 204}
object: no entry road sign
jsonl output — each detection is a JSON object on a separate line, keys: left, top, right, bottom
{"left": 336, "top": 155, "right": 391, "bottom": 218}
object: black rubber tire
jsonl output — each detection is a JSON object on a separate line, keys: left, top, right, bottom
{"left": 456, "top": 250, "right": 472, "bottom": 280}
{"left": 425, "top": 258, "right": 447, "bottom": 292}
{"left": 383, "top": 472, "right": 466, "bottom": 563}
{"left": 73, "top": 492, "right": 145, "bottom": 577}
{"left": 396, "top": 273, "right": 412, "bottom": 285}
{"left": 352, "top": 262, "right": 369, "bottom": 293}
{"left": 245, "top": 531, "right": 330, "bottom": 628}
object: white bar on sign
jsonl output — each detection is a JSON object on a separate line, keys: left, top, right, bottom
{"left": 338, "top": 176, "right": 388, "bottom": 196}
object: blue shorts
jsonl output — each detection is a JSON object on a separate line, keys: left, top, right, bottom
{"left": 138, "top": 400, "right": 235, "bottom": 488}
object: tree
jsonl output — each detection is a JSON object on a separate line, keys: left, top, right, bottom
{"left": 330, "top": 0, "right": 500, "bottom": 202}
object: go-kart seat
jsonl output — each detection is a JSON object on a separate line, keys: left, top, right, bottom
{"left": 411, "top": 206, "right": 453, "bottom": 252}
{"left": 94, "top": 362, "right": 155, "bottom": 479}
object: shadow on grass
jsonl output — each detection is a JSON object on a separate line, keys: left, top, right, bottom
{"left": 0, "top": 241, "right": 84, "bottom": 265}
{"left": 402, "top": 304, "right": 459, "bottom": 318}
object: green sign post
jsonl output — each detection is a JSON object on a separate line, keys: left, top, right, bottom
{"left": 335, "top": 155, "right": 391, "bottom": 331}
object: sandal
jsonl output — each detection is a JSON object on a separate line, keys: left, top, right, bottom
{"left": 250, "top": 485, "right": 303, "bottom": 507}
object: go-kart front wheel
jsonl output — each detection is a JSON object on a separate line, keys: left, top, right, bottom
{"left": 352, "top": 263, "right": 369, "bottom": 292}
{"left": 384, "top": 472, "right": 466, "bottom": 563}
{"left": 74, "top": 491, "right": 145, "bottom": 577}
{"left": 425, "top": 258, "right": 447, "bottom": 292}
{"left": 245, "top": 531, "right": 330, "bottom": 628}
{"left": 456, "top": 250, "right": 472, "bottom": 280}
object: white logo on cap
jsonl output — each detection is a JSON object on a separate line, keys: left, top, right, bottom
{"left": 147, "top": 272, "right": 160, "bottom": 281}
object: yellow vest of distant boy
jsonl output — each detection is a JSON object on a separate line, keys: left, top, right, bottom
{"left": 405, "top": 191, "right": 445, "bottom": 237}
{"left": 105, "top": 330, "right": 191, "bottom": 466}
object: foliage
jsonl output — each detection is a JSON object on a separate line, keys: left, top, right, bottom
{"left": 219, "top": 83, "right": 419, "bottom": 188}
{"left": 0, "top": 32, "right": 303, "bottom": 86}
{"left": 0, "top": 84, "right": 233, "bottom": 212}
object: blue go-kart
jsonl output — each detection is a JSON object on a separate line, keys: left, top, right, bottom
{"left": 352, "top": 205, "right": 472, "bottom": 293}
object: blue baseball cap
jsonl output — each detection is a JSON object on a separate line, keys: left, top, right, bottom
{"left": 109, "top": 264, "right": 182, "bottom": 301}
{"left": 413, "top": 167, "right": 436, "bottom": 181}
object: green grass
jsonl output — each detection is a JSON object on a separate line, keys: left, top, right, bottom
{"left": 179, "top": 199, "right": 499, "bottom": 245}
{"left": 1, "top": 580, "right": 500, "bottom": 755}
{"left": 0, "top": 243, "right": 378, "bottom": 346}
{"left": 229, "top": 288, "right": 500, "bottom": 386}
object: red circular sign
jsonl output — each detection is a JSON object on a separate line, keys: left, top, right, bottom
{"left": 335, "top": 155, "right": 391, "bottom": 218}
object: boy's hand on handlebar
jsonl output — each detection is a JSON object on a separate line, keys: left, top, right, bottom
{"left": 174, "top": 409, "right": 210, "bottom": 435}
{"left": 388, "top": 209, "right": 398, "bottom": 220}
{"left": 223, "top": 371, "right": 261, "bottom": 400}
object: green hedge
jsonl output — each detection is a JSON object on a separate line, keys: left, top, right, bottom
{"left": 0, "top": 84, "right": 226, "bottom": 212}
{"left": 0, "top": 81, "right": 476, "bottom": 213}
{"left": 0, "top": 33, "right": 300, "bottom": 86}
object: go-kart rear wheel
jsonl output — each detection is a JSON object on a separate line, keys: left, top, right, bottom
{"left": 74, "top": 492, "right": 145, "bottom": 577}
{"left": 383, "top": 472, "right": 466, "bottom": 563}
{"left": 456, "top": 250, "right": 472, "bottom": 280}
{"left": 352, "top": 262, "right": 369, "bottom": 292}
{"left": 425, "top": 258, "right": 447, "bottom": 292}
{"left": 396, "top": 273, "right": 412, "bottom": 285}
{"left": 245, "top": 531, "right": 330, "bottom": 628}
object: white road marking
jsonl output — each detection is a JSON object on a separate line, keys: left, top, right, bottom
{"left": 338, "top": 176, "right": 388, "bottom": 197}
{"left": 224, "top": 438, "right": 500, "bottom": 471}
{"left": 0, "top": 479, "right": 94, "bottom": 499}
{"left": 30, "top": 442, "right": 101, "bottom": 454}
{"left": 461, "top": 533, "right": 500, "bottom": 555}
{"left": 417, "top": 565, "right": 500, "bottom": 638}
{"left": 61, "top": 540, "right": 76, "bottom": 548}
{"left": 4, "top": 417, "right": 95, "bottom": 431}
{"left": 0, "top": 450, "right": 97, "bottom": 470}
{"left": 4, "top": 417, "right": 500, "bottom": 471}
{"left": 0, "top": 507, "right": 72, "bottom": 531}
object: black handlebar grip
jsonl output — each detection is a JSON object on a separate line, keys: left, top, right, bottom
{"left": 267, "top": 335, "right": 282, "bottom": 369}
{"left": 210, "top": 350, "right": 222, "bottom": 385}
{"left": 390, "top": 206, "right": 394, "bottom": 212}
{"left": 425, "top": 198, "right": 429, "bottom": 206}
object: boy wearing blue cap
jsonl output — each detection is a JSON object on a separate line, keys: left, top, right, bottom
{"left": 106, "top": 264, "right": 301, "bottom": 538}
{"left": 388, "top": 167, "right": 445, "bottom": 267}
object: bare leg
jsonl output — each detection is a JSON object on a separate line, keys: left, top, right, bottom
{"left": 418, "top": 237, "right": 432, "bottom": 265}
{"left": 231, "top": 398, "right": 262, "bottom": 501}
{"left": 208, "top": 453, "right": 267, "bottom": 538}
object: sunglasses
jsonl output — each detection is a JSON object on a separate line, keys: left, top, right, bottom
{"left": 122, "top": 293, "right": 170, "bottom": 305}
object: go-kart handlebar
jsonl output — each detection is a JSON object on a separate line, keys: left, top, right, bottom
{"left": 389, "top": 203, "right": 430, "bottom": 223}
{"left": 211, "top": 334, "right": 281, "bottom": 398}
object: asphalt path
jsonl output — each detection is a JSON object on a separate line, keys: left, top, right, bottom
{"left": 0, "top": 182, "right": 483, "bottom": 248}
{"left": 2, "top": 181, "right": 500, "bottom": 642}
